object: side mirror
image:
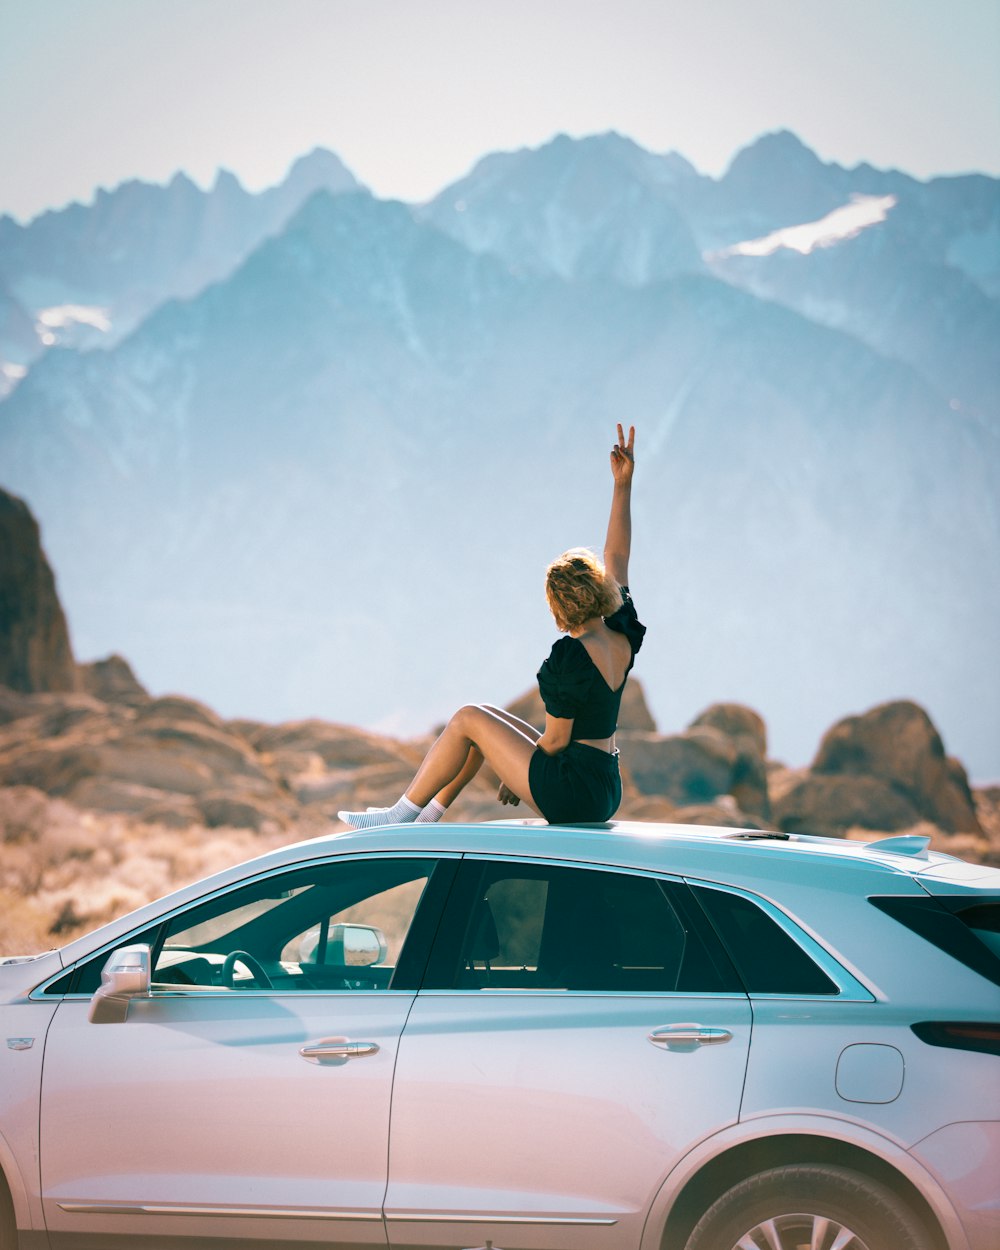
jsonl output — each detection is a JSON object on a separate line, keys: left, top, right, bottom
{"left": 88, "top": 944, "right": 152, "bottom": 1024}
{"left": 330, "top": 923, "right": 388, "bottom": 967}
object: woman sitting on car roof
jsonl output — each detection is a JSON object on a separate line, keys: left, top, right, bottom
{"left": 338, "top": 423, "right": 645, "bottom": 828}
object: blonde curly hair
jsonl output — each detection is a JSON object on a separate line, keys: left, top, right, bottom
{"left": 545, "top": 548, "right": 622, "bottom": 633}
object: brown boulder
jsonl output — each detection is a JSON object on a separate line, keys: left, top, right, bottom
{"left": 772, "top": 771, "right": 923, "bottom": 838}
{"left": 134, "top": 695, "right": 227, "bottom": 731}
{"left": 619, "top": 721, "right": 770, "bottom": 818}
{"left": 68, "top": 775, "right": 189, "bottom": 816}
{"left": 618, "top": 730, "right": 733, "bottom": 806}
{"left": 813, "top": 701, "right": 981, "bottom": 833}
{"left": 246, "top": 720, "right": 422, "bottom": 770}
{"left": 0, "top": 692, "right": 288, "bottom": 827}
{"left": 198, "top": 792, "right": 290, "bottom": 832}
{"left": 78, "top": 654, "right": 150, "bottom": 706}
{"left": 0, "top": 490, "right": 78, "bottom": 693}
{"left": 688, "top": 703, "right": 767, "bottom": 758}
{"left": 672, "top": 801, "right": 768, "bottom": 830}
{"left": 0, "top": 687, "right": 112, "bottom": 734}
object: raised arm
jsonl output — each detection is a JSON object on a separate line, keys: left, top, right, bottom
{"left": 604, "top": 423, "right": 634, "bottom": 587}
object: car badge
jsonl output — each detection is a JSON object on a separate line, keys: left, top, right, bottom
{"left": 6, "top": 1038, "right": 34, "bottom": 1051}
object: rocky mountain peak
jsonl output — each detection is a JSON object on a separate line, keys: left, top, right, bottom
{"left": 283, "top": 146, "right": 360, "bottom": 193}
{"left": 424, "top": 131, "right": 704, "bottom": 283}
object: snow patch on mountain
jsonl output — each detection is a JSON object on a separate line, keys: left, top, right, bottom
{"left": 717, "top": 194, "right": 897, "bottom": 258}
{"left": 36, "top": 304, "right": 113, "bottom": 347}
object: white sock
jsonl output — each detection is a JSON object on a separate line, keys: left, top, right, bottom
{"left": 338, "top": 795, "right": 421, "bottom": 829}
{"left": 415, "top": 799, "right": 446, "bottom": 824}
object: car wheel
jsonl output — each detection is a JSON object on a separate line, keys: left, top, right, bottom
{"left": 684, "top": 1164, "right": 934, "bottom": 1250}
{"left": 0, "top": 1176, "right": 16, "bottom": 1250}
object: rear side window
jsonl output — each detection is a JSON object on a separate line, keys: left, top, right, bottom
{"left": 425, "top": 861, "right": 741, "bottom": 994}
{"left": 693, "top": 886, "right": 840, "bottom": 995}
{"left": 869, "top": 895, "right": 1000, "bottom": 988}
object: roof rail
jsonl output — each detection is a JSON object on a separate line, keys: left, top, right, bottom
{"left": 862, "top": 833, "right": 931, "bottom": 858}
{"left": 725, "top": 831, "right": 791, "bottom": 841}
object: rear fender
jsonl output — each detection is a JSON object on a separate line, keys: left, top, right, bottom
{"left": 639, "top": 1114, "right": 965, "bottom": 1250}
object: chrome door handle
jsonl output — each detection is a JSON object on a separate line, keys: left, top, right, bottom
{"left": 648, "top": 1024, "right": 733, "bottom": 1048}
{"left": 299, "top": 1040, "right": 380, "bottom": 1063}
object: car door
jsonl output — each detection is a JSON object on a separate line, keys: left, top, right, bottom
{"left": 384, "top": 856, "right": 752, "bottom": 1250}
{"left": 39, "top": 853, "right": 456, "bottom": 1248}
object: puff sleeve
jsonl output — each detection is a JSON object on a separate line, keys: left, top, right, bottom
{"left": 536, "top": 637, "right": 595, "bottom": 720}
{"left": 604, "top": 586, "right": 646, "bottom": 653}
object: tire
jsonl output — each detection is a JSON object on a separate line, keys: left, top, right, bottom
{"left": 684, "top": 1164, "right": 934, "bottom": 1250}
{"left": 0, "top": 1175, "right": 15, "bottom": 1250}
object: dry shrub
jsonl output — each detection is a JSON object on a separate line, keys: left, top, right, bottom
{"left": 0, "top": 788, "right": 314, "bottom": 955}
{"left": 0, "top": 889, "right": 60, "bottom": 954}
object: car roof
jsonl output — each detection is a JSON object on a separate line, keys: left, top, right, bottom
{"left": 50, "top": 817, "right": 999, "bottom": 969}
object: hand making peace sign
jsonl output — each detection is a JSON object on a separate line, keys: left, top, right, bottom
{"left": 610, "top": 423, "right": 635, "bottom": 485}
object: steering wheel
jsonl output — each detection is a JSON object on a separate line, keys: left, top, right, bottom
{"left": 221, "top": 950, "right": 273, "bottom": 989}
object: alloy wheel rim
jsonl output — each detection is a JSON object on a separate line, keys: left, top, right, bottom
{"left": 733, "top": 1213, "right": 872, "bottom": 1250}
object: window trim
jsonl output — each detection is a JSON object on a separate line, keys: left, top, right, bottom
{"left": 30, "top": 853, "right": 460, "bottom": 1001}
{"left": 685, "top": 877, "right": 875, "bottom": 1001}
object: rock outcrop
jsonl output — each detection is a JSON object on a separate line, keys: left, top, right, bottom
{"left": 78, "top": 654, "right": 150, "bottom": 706}
{"left": 0, "top": 690, "right": 294, "bottom": 832}
{"left": 790, "top": 700, "right": 985, "bottom": 835}
{"left": 0, "top": 489, "right": 78, "bottom": 694}
{"left": 619, "top": 701, "right": 771, "bottom": 820}
{"left": 769, "top": 770, "right": 924, "bottom": 839}
{"left": 808, "top": 700, "right": 981, "bottom": 833}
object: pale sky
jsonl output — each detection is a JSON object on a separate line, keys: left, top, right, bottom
{"left": 1, "top": 0, "right": 998, "bottom": 222}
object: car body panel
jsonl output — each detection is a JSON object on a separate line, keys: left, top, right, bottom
{"left": 638, "top": 1113, "right": 975, "bottom": 1250}
{"left": 385, "top": 991, "right": 751, "bottom": 1249}
{"left": 0, "top": 999, "right": 58, "bottom": 1235}
{"left": 40, "top": 991, "right": 407, "bottom": 1244}
{"left": 910, "top": 1121, "right": 1000, "bottom": 1250}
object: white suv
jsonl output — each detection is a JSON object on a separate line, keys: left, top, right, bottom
{"left": 1, "top": 820, "right": 998, "bottom": 1250}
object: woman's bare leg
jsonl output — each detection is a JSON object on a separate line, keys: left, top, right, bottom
{"left": 480, "top": 704, "right": 541, "bottom": 742}
{"left": 433, "top": 746, "right": 484, "bottom": 808}
{"left": 406, "top": 705, "right": 539, "bottom": 811}
{"left": 430, "top": 710, "right": 538, "bottom": 809}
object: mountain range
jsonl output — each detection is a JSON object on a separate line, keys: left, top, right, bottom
{"left": 0, "top": 130, "right": 997, "bottom": 777}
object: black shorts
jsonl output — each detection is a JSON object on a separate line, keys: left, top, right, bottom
{"left": 528, "top": 742, "right": 623, "bottom": 824}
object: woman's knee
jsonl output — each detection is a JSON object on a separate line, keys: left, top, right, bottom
{"left": 448, "top": 704, "right": 485, "bottom": 734}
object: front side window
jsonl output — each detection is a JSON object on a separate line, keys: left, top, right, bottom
{"left": 427, "top": 860, "right": 740, "bottom": 993}
{"left": 49, "top": 857, "right": 438, "bottom": 997}
{"left": 152, "top": 857, "right": 435, "bottom": 991}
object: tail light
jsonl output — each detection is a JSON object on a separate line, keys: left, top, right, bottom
{"left": 911, "top": 1021, "right": 1000, "bottom": 1056}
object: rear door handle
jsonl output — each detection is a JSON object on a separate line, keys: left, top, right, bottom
{"left": 299, "top": 1039, "right": 380, "bottom": 1063}
{"left": 649, "top": 1023, "right": 733, "bottom": 1048}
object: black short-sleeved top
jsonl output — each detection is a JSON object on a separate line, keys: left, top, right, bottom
{"left": 536, "top": 588, "right": 646, "bottom": 739}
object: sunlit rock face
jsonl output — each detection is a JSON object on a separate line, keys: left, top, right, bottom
{"left": 0, "top": 488, "right": 78, "bottom": 694}
{"left": 809, "top": 700, "right": 981, "bottom": 834}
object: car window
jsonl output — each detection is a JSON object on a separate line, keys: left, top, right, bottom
{"left": 692, "top": 884, "right": 840, "bottom": 995}
{"left": 426, "top": 861, "right": 740, "bottom": 993}
{"left": 43, "top": 921, "right": 163, "bottom": 997}
{"left": 48, "top": 857, "right": 440, "bottom": 997}
{"left": 152, "top": 857, "right": 435, "bottom": 992}
{"left": 869, "top": 894, "right": 1000, "bottom": 988}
